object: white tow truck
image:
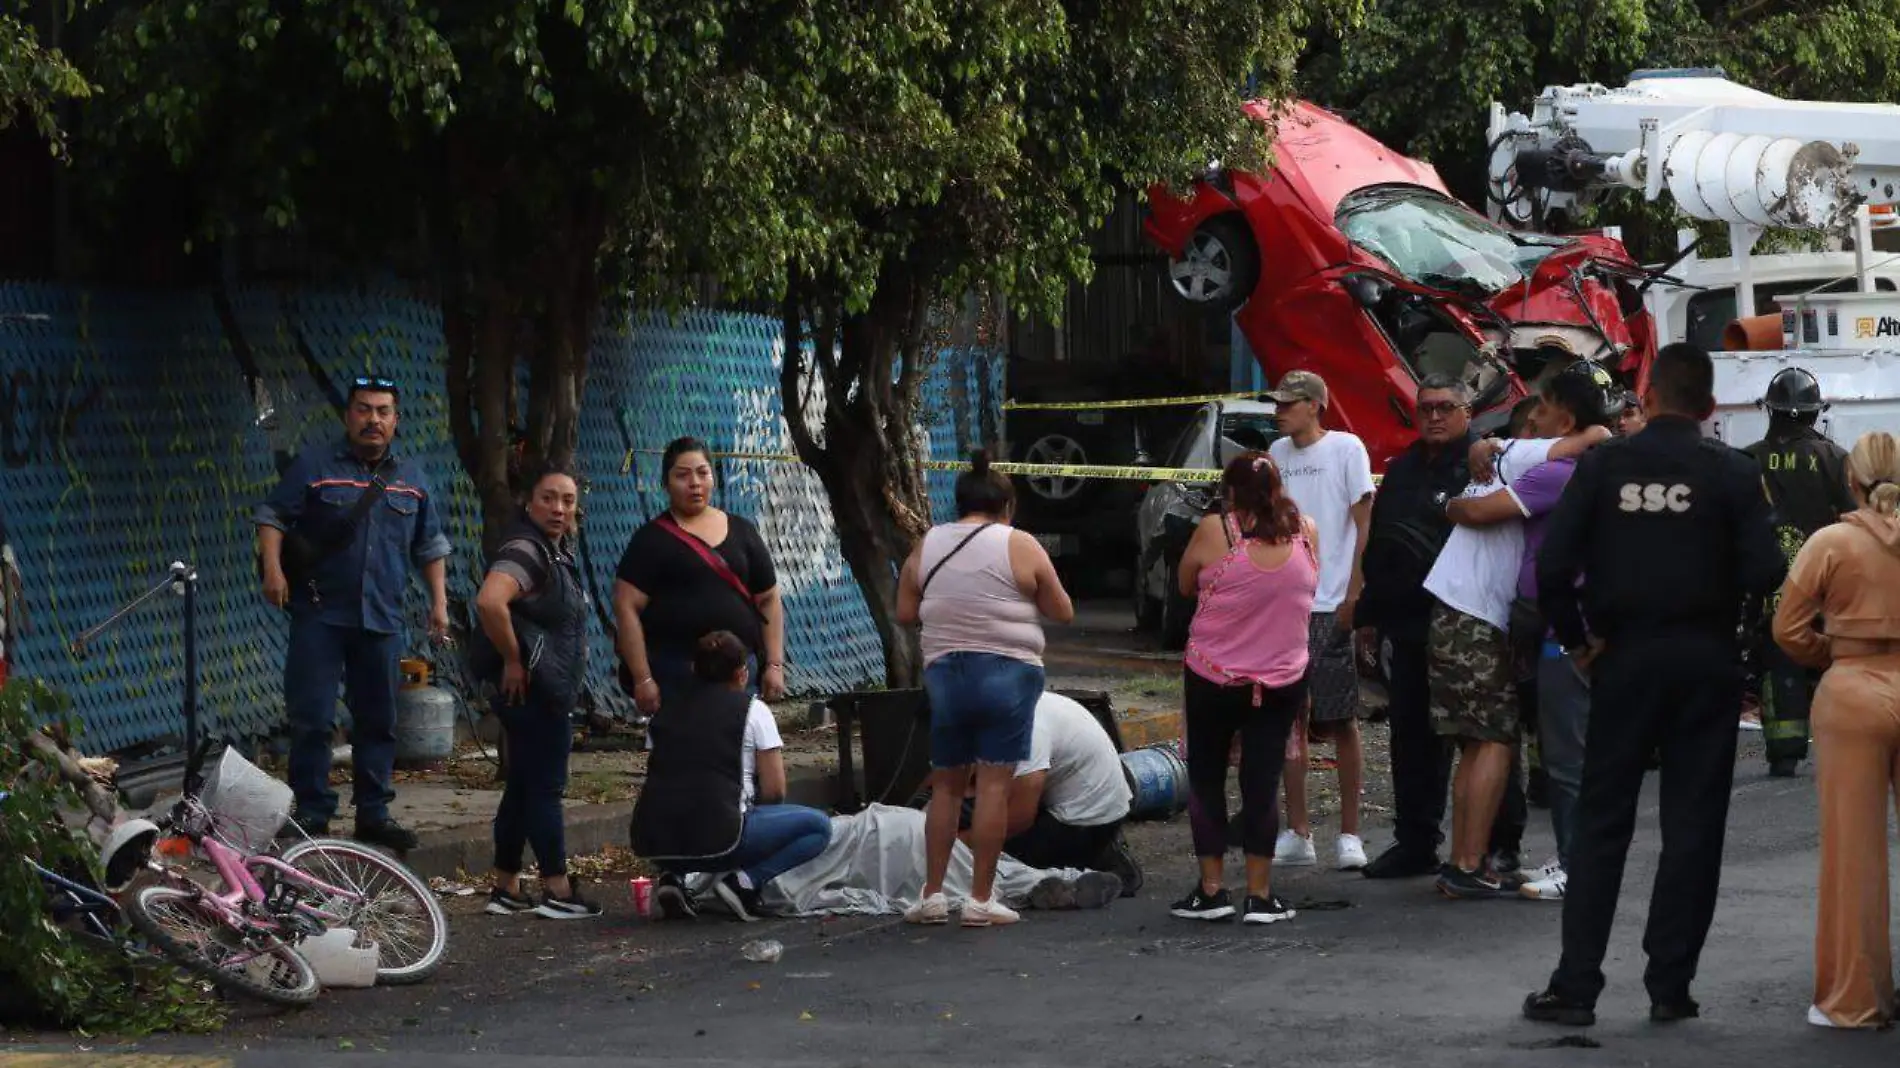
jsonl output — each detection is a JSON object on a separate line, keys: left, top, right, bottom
{"left": 1485, "top": 68, "right": 1900, "bottom": 446}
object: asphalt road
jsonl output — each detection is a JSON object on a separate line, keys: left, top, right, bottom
{"left": 7, "top": 731, "right": 1895, "bottom": 1068}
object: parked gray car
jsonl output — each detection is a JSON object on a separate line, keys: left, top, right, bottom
{"left": 1132, "top": 400, "right": 1280, "bottom": 649}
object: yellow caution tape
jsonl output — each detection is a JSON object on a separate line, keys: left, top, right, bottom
{"left": 621, "top": 448, "right": 1219, "bottom": 483}
{"left": 1002, "top": 390, "right": 1273, "bottom": 411}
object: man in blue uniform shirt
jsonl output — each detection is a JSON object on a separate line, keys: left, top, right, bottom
{"left": 1522, "top": 343, "right": 1784, "bottom": 1027}
{"left": 254, "top": 377, "right": 452, "bottom": 850}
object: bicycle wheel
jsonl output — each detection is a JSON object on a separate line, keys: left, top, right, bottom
{"left": 277, "top": 838, "right": 449, "bottom": 985}
{"left": 123, "top": 883, "right": 319, "bottom": 1006}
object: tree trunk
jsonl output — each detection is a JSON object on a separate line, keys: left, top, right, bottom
{"left": 438, "top": 161, "right": 606, "bottom": 557}
{"left": 781, "top": 262, "right": 937, "bottom": 689}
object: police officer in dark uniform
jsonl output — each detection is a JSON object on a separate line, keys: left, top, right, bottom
{"left": 1523, "top": 343, "right": 1785, "bottom": 1027}
{"left": 1742, "top": 367, "right": 1854, "bottom": 777}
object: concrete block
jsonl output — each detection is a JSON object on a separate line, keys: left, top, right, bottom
{"left": 1116, "top": 708, "right": 1183, "bottom": 752}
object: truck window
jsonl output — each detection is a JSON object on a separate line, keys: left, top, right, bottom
{"left": 1691, "top": 277, "right": 1898, "bottom": 351}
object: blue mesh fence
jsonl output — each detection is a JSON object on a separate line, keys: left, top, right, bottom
{"left": 0, "top": 284, "right": 1002, "bottom": 754}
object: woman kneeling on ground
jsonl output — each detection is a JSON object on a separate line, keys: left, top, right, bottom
{"left": 632, "top": 630, "right": 832, "bottom": 921}
{"left": 475, "top": 464, "right": 602, "bottom": 919}
{"left": 1173, "top": 451, "right": 1317, "bottom": 925}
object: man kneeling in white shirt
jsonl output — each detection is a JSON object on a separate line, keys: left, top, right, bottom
{"left": 1003, "top": 692, "right": 1142, "bottom": 895}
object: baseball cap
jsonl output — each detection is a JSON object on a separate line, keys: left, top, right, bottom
{"left": 1266, "top": 370, "right": 1328, "bottom": 407}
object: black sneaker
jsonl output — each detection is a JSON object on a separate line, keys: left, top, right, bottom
{"left": 1098, "top": 832, "right": 1144, "bottom": 898}
{"left": 1241, "top": 893, "right": 1296, "bottom": 925}
{"left": 1436, "top": 865, "right": 1509, "bottom": 900}
{"left": 1169, "top": 885, "right": 1235, "bottom": 921}
{"left": 353, "top": 818, "right": 419, "bottom": 852}
{"left": 1523, "top": 989, "right": 1596, "bottom": 1027}
{"left": 655, "top": 873, "right": 698, "bottom": 920}
{"left": 1072, "top": 872, "right": 1123, "bottom": 910}
{"left": 278, "top": 816, "right": 329, "bottom": 841}
{"left": 485, "top": 887, "right": 536, "bottom": 916}
{"left": 1650, "top": 997, "right": 1700, "bottom": 1023}
{"left": 712, "top": 872, "right": 760, "bottom": 923}
{"left": 535, "top": 885, "right": 604, "bottom": 920}
{"left": 1362, "top": 842, "right": 1441, "bottom": 880}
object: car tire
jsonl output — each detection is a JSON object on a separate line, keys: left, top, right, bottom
{"left": 1167, "top": 214, "right": 1260, "bottom": 314}
{"left": 1015, "top": 431, "right": 1099, "bottom": 518}
{"left": 1159, "top": 551, "right": 1195, "bottom": 651}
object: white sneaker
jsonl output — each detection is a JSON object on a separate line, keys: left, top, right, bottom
{"left": 1520, "top": 866, "right": 1568, "bottom": 901}
{"left": 904, "top": 891, "right": 949, "bottom": 925}
{"left": 960, "top": 898, "right": 1021, "bottom": 927}
{"left": 1526, "top": 856, "right": 1564, "bottom": 882}
{"left": 1806, "top": 1005, "right": 1838, "bottom": 1028}
{"left": 1336, "top": 833, "right": 1368, "bottom": 871}
{"left": 1275, "top": 830, "right": 1317, "bottom": 867}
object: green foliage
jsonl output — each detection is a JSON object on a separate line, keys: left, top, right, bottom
{"left": 0, "top": 679, "right": 223, "bottom": 1035}
{"left": 0, "top": 3, "right": 93, "bottom": 155}
{"left": 1302, "top": 0, "right": 1900, "bottom": 260}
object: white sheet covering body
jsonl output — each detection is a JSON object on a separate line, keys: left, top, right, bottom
{"left": 759, "top": 803, "right": 1084, "bottom": 916}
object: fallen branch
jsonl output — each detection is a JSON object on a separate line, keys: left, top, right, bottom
{"left": 25, "top": 730, "right": 120, "bottom": 825}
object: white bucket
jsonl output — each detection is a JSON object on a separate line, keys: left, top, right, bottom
{"left": 300, "top": 927, "right": 379, "bottom": 988}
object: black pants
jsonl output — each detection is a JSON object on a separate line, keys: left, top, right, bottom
{"left": 1183, "top": 668, "right": 1305, "bottom": 857}
{"left": 1004, "top": 809, "right": 1122, "bottom": 871}
{"left": 1550, "top": 627, "right": 1741, "bottom": 1006}
{"left": 1386, "top": 631, "right": 1526, "bottom": 855}
{"left": 1760, "top": 641, "right": 1814, "bottom": 765}
{"left": 493, "top": 688, "right": 575, "bottom": 879}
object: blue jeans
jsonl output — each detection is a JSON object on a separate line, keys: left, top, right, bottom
{"left": 493, "top": 686, "right": 575, "bottom": 878}
{"left": 1537, "top": 642, "right": 1592, "bottom": 869}
{"left": 923, "top": 652, "right": 1044, "bottom": 768}
{"left": 284, "top": 613, "right": 401, "bottom": 825}
{"left": 722, "top": 805, "right": 832, "bottom": 887}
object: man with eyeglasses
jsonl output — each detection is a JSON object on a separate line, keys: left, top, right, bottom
{"left": 1356, "top": 374, "right": 1523, "bottom": 878}
{"left": 254, "top": 376, "right": 452, "bottom": 851}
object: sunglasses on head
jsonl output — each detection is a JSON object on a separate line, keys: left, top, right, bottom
{"left": 352, "top": 375, "right": 398, "bottom": 391}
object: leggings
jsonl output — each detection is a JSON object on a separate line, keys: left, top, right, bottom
{"left": 492, "top": 686, "right": 575, "bottom": 879}
{"left": 1183, "top": 668, "right": 1306, "bottom": 858}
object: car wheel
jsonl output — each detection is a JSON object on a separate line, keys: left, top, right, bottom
{"left": 1159, "top": 551, "right": 1195, "bottom": 651}
{"left": 1167, "top": 215, "right": 1260, "bottom": 313}
{"left": 1018, "top": 432, "right": 1098, "bottom": 516}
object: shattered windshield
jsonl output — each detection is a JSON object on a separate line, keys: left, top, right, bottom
{"left": 1337, "top": 185, "right": 1572, "bottom": 296}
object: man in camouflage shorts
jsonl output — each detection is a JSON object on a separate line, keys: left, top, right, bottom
{"left": 1421, "top": 393, "right": 1610, "bottom": 900}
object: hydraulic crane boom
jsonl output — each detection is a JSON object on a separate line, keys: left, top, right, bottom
{"left": 1487, "top": 68, "right": 1900, "bottom": 319}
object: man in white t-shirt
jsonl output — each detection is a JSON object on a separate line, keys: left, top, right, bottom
{"left": 1264, "top": 370, "right": 1377, "bottom": 872}
{"left": 1422, "top": 395, "right": 1609, "bottom": 900}
{"left": 1005, "top": 693, "right": 1139, "bottom": 891}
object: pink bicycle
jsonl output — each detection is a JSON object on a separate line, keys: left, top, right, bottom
{"left": 81, "top": 562, "right": 449, "bottom": 1007}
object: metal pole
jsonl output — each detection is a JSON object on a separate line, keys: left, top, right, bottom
{"left": 179, "top": 564, "right": 199, "bottom": 762}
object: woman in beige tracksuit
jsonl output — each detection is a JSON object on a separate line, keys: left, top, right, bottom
{"left": 1772, "top": 430, "right": 1900, "bottom": 1029}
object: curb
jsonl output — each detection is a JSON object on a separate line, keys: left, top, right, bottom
{"left": 399, "top": 766, "right": 840, "bottom": 880}
{"left": 402, "top": 800, "right": 633, "bottom": 881}
{"left": 1116, "top": 709, "right": 1184, "bottom": 751}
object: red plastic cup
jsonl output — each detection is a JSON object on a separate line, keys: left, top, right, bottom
{"left": 629, "top": 876, "right": 653, "bottom": 918}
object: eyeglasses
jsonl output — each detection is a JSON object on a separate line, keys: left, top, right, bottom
{"left": 1417, "top": 401, "right": 1464, "bottom": 417}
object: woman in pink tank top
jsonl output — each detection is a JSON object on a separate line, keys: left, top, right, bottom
{"left": 1169, "top": 451, "right": 1318, "bottom": 926}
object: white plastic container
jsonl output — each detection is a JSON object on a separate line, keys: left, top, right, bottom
{"left": 300, "top": 927, "right": 379, "bottom": 989}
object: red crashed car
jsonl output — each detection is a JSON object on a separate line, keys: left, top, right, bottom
{"left": 1144, "top": 100, "right": 1657, "bottom": 471}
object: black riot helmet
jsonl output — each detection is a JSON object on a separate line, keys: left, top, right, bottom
{"left": 1760, "top": 367, "right": 1828, "bottom": 415}
{"left": 1550, "top": 359, "right": 1623, "bottom": 424}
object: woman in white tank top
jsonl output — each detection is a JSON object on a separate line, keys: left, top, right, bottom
{"left": 895, "top": 451, "right": 1075, "bottom": 928}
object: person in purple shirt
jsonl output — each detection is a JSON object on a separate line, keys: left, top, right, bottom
{"left": 1438, "top": 365, "right": 1617, "bottom": 901}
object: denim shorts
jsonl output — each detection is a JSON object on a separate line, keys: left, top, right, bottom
{"left": 922, "top": 652, "right": 1044, "bottom": 769}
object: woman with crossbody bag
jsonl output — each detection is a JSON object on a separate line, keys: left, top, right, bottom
{"left": 612, "top": 437, "right": 788, "bottom": 717}
{"left": 1171, "top": 452, "right": 1317, "bottom": 926}
{"left": 894, "top": 450, "right": 1074, "bottom": 928}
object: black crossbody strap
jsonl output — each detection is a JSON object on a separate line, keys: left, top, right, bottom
{"left": 921, "top": 523, "right": 997, "bottom": 596}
